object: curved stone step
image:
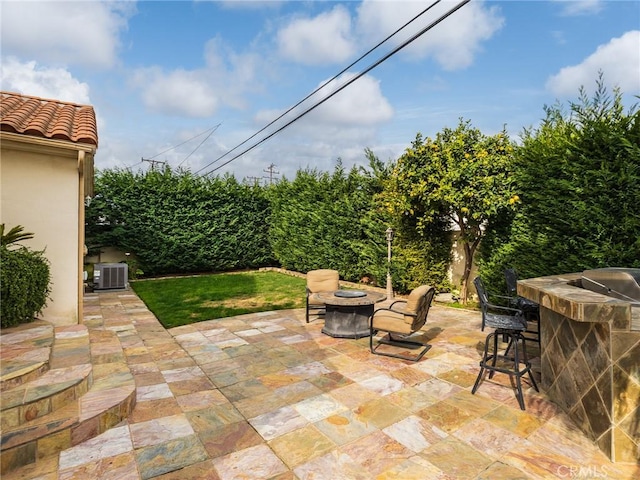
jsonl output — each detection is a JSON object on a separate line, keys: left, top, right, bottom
{"left": 0, "top": 321, "right": 53, "bottom": 392}
{"left": 0, "top": 364, "right": 93, "bottom": 429}
{"left": 0, "top": 370, "right": 136, "bottom": 474}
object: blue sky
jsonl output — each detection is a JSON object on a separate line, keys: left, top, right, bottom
{"left": 1, "top": 1, "right": 639, "bottom": 182}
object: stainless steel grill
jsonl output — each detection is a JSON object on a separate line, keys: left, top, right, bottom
{"left": 581, "top": 267, "right": 640, "bottom": 303}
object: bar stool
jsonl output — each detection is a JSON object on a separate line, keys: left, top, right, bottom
{"left": 505, "top": 268, "right": 540, "bottom": 345}
{"left": 472, "top": 277, "right": 539, "bottom": 410}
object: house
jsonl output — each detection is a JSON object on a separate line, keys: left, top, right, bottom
{"left": 0, "top": 91, "right": 97, "bottom": 326}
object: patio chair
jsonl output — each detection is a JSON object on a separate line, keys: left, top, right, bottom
{"left": 505, "top": 268, "right": 540, "bottom": 345}
{"left": 369, "top": 285, "right": 436, "bottom": 362}
{"left": 472, "top": 277, "right": 538, "bottom": 410}
{"left": 306, "top": 269, "right": 340, "bottom": 323}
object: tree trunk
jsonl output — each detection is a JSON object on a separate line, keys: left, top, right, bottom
{"left": 459, "top": 235, "right": 480, "bottom": 304}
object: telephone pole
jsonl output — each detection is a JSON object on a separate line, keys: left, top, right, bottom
{"left": 141, "top": 158, "right": 167, "bottom": 170}
{"left": 245, "top": 176, "right": 262, "bottom": 186}
{"left": 263, "top": 163, "right": 279, "bottom": 185}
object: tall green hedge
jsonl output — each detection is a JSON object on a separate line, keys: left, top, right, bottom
{"left": 478, "top": 82, "right": 640, "bottom": 288}
{"left": 267, "top": 155, "right": 452, "bottom": 292}
{"left": 1, "top": 246, "right": 51, "bottom": 328}
{"left": 267, "top": 163, "right": 383, "bottom": 282}
{"left": 86, "top": 167, "right": 275, "bottom": 276}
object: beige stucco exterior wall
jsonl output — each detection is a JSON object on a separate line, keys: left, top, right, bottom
{"left": 1, "top": 134, "right": 93, "bottom": 326}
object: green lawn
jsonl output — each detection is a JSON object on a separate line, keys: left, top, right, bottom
{"left": 130, "top": 271, "right": 306, "bottom": 328}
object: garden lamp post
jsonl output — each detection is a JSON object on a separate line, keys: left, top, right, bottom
{"left": 386, "top": 227, "right": 394, "bottom": 299}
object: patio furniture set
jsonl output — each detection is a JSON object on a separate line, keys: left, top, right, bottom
{"left": 305, "top": 268, "right": 541, "bottom": 411}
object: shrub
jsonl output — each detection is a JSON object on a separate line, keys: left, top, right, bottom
{"left": 1, "top": 245, "right": 51, "bottom": 328}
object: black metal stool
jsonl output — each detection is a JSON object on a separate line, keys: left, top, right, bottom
{"left": 472, "top": 277, "right": 539, "bottom": 410}
{"left": 505, "top": 268, "right": 541, "bottom": 346}
{"left": 472, "top": 327, "right": 538, "bottom": 410}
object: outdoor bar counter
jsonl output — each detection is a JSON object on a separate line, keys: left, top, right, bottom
{"left": 518, "top": 273, "right": 639, "bottom": 463}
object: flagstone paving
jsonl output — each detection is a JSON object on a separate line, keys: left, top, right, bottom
{"left": 4, "top": 290, "right": 639, "bottom": 479}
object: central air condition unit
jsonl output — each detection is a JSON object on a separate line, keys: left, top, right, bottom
{"left": 93, "top": 263, "right": 128, "bottom": 290}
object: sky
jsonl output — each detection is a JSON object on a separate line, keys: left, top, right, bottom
{"left": 1, "top": 0, "right": 639, "bottom": 183}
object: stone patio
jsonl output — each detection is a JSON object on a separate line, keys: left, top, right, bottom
{"left": 2, "top": 290, "right": 638, "bottom": 479}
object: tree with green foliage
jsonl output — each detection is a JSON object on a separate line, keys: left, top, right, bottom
{"left": 479, "top": 79, "right": 640, "bottom": 286}
{"left": 387, "top": 119, "right": 518, "bottom": 302}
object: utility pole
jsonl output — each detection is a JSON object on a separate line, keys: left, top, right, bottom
{"left": 141, "top": 157, "right": 167, "bottom": 170}
{"left": 245, "top": 176, "right": 261, "bottom": 186}
{"left": 263, "top": 163, "right": 279, "bottom": 185}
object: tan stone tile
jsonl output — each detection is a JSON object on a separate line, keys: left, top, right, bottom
{"left": 354, "top": 397, "right": 410, "bottom": 429}
{"left": 483, "top": 405, "right": 543, "bottom": 437}
{"left": 475, "top": 461, "right": 531, "bottom": 480}
{"left": 269, "top": 425, "right": 335, "bottom": 468}
{"left": 198, "top": 421, "right": 263, "bottom": 458}
{"left": 213, "top": 444, "right": 288, "bottom": 479}
{"left": 421, "top": 436, "right": 493, "bottom": 478}
{"left": 167, "top": 376, "right": 215, "bottom": 396}
{"left": 329, "top": 383, "right": 379, "bottom": 409}
{"left": 416, "top": 399, "right": 476, "bottom": 433}
{"left": 128, "top": 398, "right": 182, "bottom": 423}
{"left": 176, "top": 389, "right": 229, "bottom": 412}
{"left": 340, "top": 430, "right": 413, "bottom": 476}
{"left": 150, "top": 460, "right": 220, "bottom": 480}
{"left": 389, "top": 366, "right": 432, "bottom": 386}
{"left": 58, "top": 452, "right": 138, "bottom": 480}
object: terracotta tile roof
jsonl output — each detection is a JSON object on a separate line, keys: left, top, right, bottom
{"left": 0, "top": 91, "right": 98, "bottom": 147}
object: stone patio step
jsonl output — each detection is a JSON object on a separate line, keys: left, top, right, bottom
{"left": 0, "top": 320, "right": 53, "bottom": 392}
{"left": 0, "top": 363, "right": 93, "bottom": 429}
{"left": 0, "top": 322, "right": 137, "bottom": 474}
{"left": 0, "top": 369, "right": 136, "bottom": 474}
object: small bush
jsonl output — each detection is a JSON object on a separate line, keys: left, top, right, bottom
{"left": 1, "top": 246, "right": 51, "bottom": 328}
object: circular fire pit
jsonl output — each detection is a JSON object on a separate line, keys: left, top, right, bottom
{"left": 316, "top": 290, "right": 386, "bottom": 338}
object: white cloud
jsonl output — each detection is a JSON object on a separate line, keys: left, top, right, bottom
{"left": 552, "top": 0, "right": 604, "bottom": 16}
{"left": 277, "top": 5, "right": 356, "bottom": 65}
{"left": 255, "top": 73, "right": 393, "bottom": 130}
{"left": 546, "top": 31, "right": 640, "bottom": 96}
{"left": 131, "top": 37, "right": 263, "bottom": 117}
{"left": 355, "top": 0, "right": 504, "bottom": 71}
{"left": 131, "top": 67, "right": 219, "bottom": 117}
{"left": 308, "top": 73, "right": 394, "bottom": 126}
{"left": 0, "top": 1, "right": 134, "bottom": 69}
{"left": 0, "top": 57, "right": 91, "bottom": 104}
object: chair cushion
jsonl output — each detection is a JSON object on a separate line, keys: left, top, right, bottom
{"left": 307, "top": 269, "right": 339, "bottom": 293}
{"left": 405, "top": 285, "right": 433, "bottom": 326}
{"left": 371, "top": 309, "right": 413, "bottom": 335}
{"left": 308, "top": 293, "right": 327, "bottom": 307}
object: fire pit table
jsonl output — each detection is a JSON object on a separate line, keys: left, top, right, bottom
{"left": 317, "top": 290, "right": 386, "bottom": 339}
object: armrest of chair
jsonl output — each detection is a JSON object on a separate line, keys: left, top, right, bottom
{"left": 388, "top": 299, "right": 408, "bottom": 310}
{"left": 372, "top": 301, "right": 417, "bottom": 321}
{"left": 485, "top": 300, "right": 523, "bottom": 316}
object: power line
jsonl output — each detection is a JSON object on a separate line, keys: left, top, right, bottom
{"left": 147, "top": 125, "right": 221, "bottom": 161}
{"left": 200, "top": 0, "right": 470, "bottom": 177}
{"left": 177, "top": 123, "right": 221, "bottom": 168}
{"left": 194, "top": 0, "right": 443, "bottom": 176}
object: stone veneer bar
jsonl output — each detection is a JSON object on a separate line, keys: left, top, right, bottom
{"left": 518, "top": 273, "right": 640, "bottom": 463}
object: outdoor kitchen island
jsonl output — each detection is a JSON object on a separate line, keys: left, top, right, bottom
{"left": 517, "top": 271, "right": 640, "bottom": 464}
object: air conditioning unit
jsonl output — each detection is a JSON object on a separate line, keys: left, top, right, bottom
{"left": 93, "top": 263, "right": 128, "bottom": 290}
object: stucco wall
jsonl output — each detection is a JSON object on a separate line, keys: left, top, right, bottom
{"left": 1, "top": 142, "right": 82, "bottom": 326}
